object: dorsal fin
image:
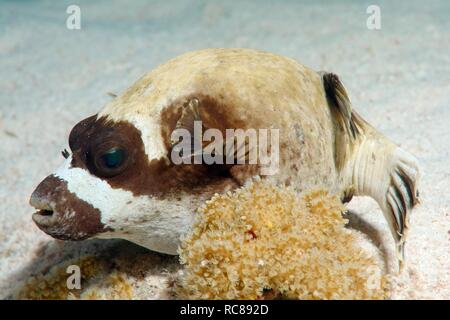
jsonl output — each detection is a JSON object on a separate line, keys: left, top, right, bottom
{"left": 320, "top": 72, "right": 363, "bottom": 173}
{"left": 322, "top": 72, "right": 359, "bottom": 138}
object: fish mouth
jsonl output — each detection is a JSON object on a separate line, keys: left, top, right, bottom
{"left": 30, "top": 174, "right": 112, "bottom": 241}
{"left": 29, "top": 187, "right": 59, "bottom": 228}
{"left": 32, "top": 209, "right": 58, "bottom": 227}
{"left": 32, "top": 209, "right": 74, "bottom": 240}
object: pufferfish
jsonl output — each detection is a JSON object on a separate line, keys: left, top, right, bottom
{"left": 29, "top": 48, "right": 420, "bottom": 266}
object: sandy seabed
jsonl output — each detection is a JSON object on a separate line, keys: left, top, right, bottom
{"left": 0, "top": 0, "right": 448, "bottom": 299}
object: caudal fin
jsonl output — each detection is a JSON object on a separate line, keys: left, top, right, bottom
{"left": 322, "top": 71, "right": 420, "bottom": 269}
{"left": 353, "top": 138, "right": 420, "bottom": 270}
{"left": 384, "top": 147, "right": 420, "bottom": 267}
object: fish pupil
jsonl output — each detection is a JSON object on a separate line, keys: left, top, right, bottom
{"left": 102, "top": 148, "right": 125, "bottom": 168}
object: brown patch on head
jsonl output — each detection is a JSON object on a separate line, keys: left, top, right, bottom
{"left": 160, "top": 94, "right": 258, "bottom": 187}
{"left": 68, "top": 109, "right": 241, "bottom": 198}
{"left": 160, "top": 94, "right": 247, "bottom": 151}
{"left": 30, "top": 175, "right": 111, "bottom": 240}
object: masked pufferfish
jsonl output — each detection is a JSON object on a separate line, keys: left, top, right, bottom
{"left": 30, "top": 48, "right": 420, "bottom": 266}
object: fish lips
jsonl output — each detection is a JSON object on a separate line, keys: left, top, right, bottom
{"left": 30, "top": 174, "right": 112, "bottom": 241}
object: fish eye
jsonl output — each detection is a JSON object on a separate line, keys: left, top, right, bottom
{"left": 101, "top": 147, "right": 125, "bottom": 168}
{"left": 93, "top": 146, "right": 129, "bottom": 177}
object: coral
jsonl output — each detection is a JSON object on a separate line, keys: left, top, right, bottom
{"left": 13, "top": 241, "right": 181, "bottom": 300}
{"left": 14, "top": 255, "right": 133, "bottom": 300}
{"left": 76, "top": 271, "right": 133, "bottom": 300}
{"left": 176, "top": 179, "right": 389, "bottom": 299}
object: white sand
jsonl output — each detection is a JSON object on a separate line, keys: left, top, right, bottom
{"left": 0, "top": 0, "right": 448, "bottom": 299}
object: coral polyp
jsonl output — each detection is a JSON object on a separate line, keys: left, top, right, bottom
{"left": 176, "top": 180, "right": 389, "bottom": 300}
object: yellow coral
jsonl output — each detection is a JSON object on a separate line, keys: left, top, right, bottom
{"left": 15, "top": 255, "right": 133, "bottom": 300}
{"left": 176, "top": 180, "right": 389, "bottom": 300}
{"left": 78, "top": 272, "right": 133, "bottom": 300}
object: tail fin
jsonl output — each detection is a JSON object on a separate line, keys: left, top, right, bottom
{"left": 383, "top": 147, "right": 420, "bottom": 268}
{"left": 355, "top": 142, "right": 420, "bottom": 269}
{"left": 322, "top": 71, "right": 420, "bottom": 269}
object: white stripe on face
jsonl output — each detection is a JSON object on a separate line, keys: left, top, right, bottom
{"left": 54, "top": 156, "right": 133, "bottom": 223}
{"left": 53, "top": 156, "right": 195, "bottom": 254}
{"left": 124, "top": 114, "right": 168, "bottom": 161}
